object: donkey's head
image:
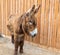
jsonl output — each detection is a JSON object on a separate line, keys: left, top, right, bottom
{"left": 23, "top": 5, "right": 41, "bottom": 37}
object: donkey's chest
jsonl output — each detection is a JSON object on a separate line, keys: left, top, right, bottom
{"left": 17, "top": 34, "right": 24, "bottom": 42}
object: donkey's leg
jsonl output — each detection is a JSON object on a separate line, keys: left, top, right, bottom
{"left": 14, "top": 38, "right": 18, "bottom": 55}
{"left": 11, "top": 34, "right": 14, "bottom": 43}
{"left": 19, "top": 40, "right": 24, "bottom": 53}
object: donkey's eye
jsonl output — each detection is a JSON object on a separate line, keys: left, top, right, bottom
{"left": 29, "top": 22, "right": 32, "bottom": 25}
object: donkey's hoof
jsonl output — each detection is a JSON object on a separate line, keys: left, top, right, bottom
{"left": 19, "top": 50, "right": 23, "bottom": 54}
{"left": 14, "top": 52, "right": 18, "bottom": 55}
{"left": 14, "top": 53, "right": 17, "bottom": 55}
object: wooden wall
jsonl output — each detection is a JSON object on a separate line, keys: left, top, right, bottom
{"left": 0, "top": 0, "right": 60, "bottom": 49}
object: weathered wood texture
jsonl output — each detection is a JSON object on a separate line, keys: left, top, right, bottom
{"left": 0, "top": 0, "right": 60, "bottom": 49}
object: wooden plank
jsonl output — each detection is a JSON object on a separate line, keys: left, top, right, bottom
{"left": 56, "top": 0, "right": 60, "bottom": 49}
{"left": 56, "top": 15, "right": 60, "bottom": 49}
{"left": 20, "top": 0, "right": 24, "bottom": 15}
{"left": 15, "top": 0, "right": 20, "bottom": 14}
{"left": 18, "top": 0, "right": 21, "bottom": 14}
{"left": 10, "top": 0, "right": 13, "bottom": 14}
{"left": 2, "top": 0, "right": 6, "bottom": 35}
{"left": 1, "top": 0, "right": 4, "bottom": 34}
{"left": 47, "top": 0, "right": 54, "bottom": 47}
{"left": 0, "top": 0, "right": 2, "bottom": 33}
{"left": 12, "top": 0, "right": 16, "bottom": 14}
{"left": 40, "top": 0, "right": 45, "bottom": 45}
{"left": 5, "top": 0, "right": 8, "bottom": 35}
{"left": 51, "top": 0, "right": 59, "bottom": 47}
{"left": 22, "top": 0, "right": 25, "bottom": 12}
{"left": 43, "top": 0, "right": 50, "bottom": 46}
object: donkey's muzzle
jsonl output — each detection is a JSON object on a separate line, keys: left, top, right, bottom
{"left": 30, "top": 28, "right": 37, "bottom": 37}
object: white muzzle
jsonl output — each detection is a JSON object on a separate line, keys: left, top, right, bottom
{"left": 30, "top": 28, "right": 37, "bottom": 37}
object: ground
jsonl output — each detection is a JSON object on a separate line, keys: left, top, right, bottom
{"left": 0, "top": 36, "right": 60, "bottom": 55}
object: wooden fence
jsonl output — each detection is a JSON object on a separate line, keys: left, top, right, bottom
{"left": 0, "top": 0, "right": 60, "bottom": 49}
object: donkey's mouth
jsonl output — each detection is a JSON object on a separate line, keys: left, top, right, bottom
{"left": 30, "top": 28, "right": 37, "bottom": 37}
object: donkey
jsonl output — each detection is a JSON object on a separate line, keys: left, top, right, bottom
{"left": 7, "top": 5, "right": 40, "bottom": 55}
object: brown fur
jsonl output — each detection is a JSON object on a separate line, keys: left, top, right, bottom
{"left": 7, "top": 13, "right": 26, "bottom": 55}
{"left": 7, "top": 5, "right": 41, "bottom": 55}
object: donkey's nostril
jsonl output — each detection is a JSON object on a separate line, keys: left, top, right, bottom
{"left": 32, "top": 34, "right": 36, "bottom": 38}
{"left": 34, "top": 34, "right": 36, "bottom": 36}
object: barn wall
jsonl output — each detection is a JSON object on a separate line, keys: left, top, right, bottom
{"left": 0, "top": 0, "right": 60, "bottom": 49}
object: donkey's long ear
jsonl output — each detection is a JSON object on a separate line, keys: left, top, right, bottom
{"left": 33, "top": 5, "right": 41, "bottom": 14}
{"left": 26, "top": 5, "right": 35, "bottom": 15}
{"left": 30, "top": 5, "right": 35, "bottom": 13}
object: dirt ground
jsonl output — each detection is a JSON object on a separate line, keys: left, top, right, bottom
{"left": 0, "top": 36, "right": 60, "bottom": 55}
